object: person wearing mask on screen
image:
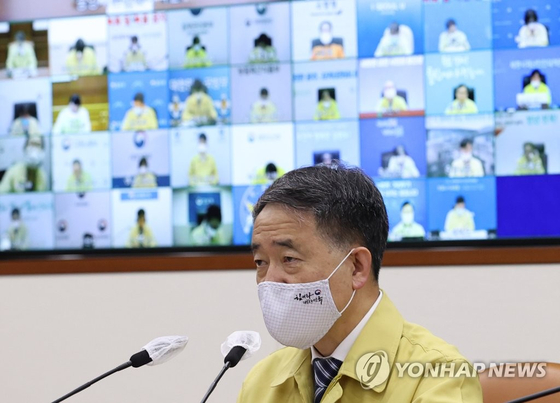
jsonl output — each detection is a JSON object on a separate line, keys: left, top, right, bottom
{"left": 9, "top": 104, "right": 42, "bottom": 137}
{"left": 0, "top": 136, "right": 47, "bottom": 193}
{"left": 250, "top": 88, "right": 278, "bottom": 123}
{"left": 253, "top": 162, "right": 285, "bottom": 185}
{"left": 182, "top": 79, "right": 218, "bottom": 127}
{"left": 6, "top": 208, "right": 29, "bottom": 250}
{"left": 168, "top": 93, "right": 184, "bottom": 127}
{"left": 127, "top": 209, "right": 157, "bottom": 248}
{"left": 237, "top": 164, "right": 483, "bottom": 403}
{"left": 188, "top": 133, "right": 219, "bottom": 186}
{"left": 66, "top": 159, "right": 93, "bottom": 192}
{"left": 439, "top": 19, "right": 471, "bottom": 53}
{"left": 445, "top": 85, "right": 478, "bottom": 115}
{"left": 311, "top": 21, "right": 345, "bottom": 61}
{"left": 65, "top": 39, "right": 99, "bottom": 76}
{"left": 249, "top": 33, "right": 278, "bottom": 64}
{"left": 6, "top": 31, "right": 38, "bottom": 78}
{"left": 314, "top": 89, "right": 340, "bottom": 121}
{"left": 444, "top": 196, "right": 475, "bottom": 233}
{"left": 121, "top": 92, "right": 159, "bottom": 131}
{"left": 190, "top": 204, "right": 228, "bottom": 246}
{"left": 82, "top": 233, "right": 95, "bottom": 249}
{"left": 123, "top": 36, "right": 148, "bottom": 72}
{"left": 376, "top": 81, "right": 409, "bottom": 114}
{"left": 52, "top": 94, "right": 92, "bottom": 135}
{"left": 389, "top": 202, "right": 426, "bottom": 241}
{"left": 380, "top": 145, "right": 419, "bottom": 178}
{"left": 132, "top": 157, "right": 158, "bottom": 188}
{"left": 515, "top": 142, "right": 545, "bottom": 176}
{"left": 522, "top": 70, "right": 552, "bottom": 106}
{"left": 516, "top": 9, "right": 549, "bottom": 49}
{"left": 318, "top": 152, "right": 335, "bottom": 167}
{"left": 184, "top": 35, "right": 212, "bottom": 68}
{"left": 449, "top": 139, "right": 485, "bottom": 178}
{"left": 374, "top": 22, "right": 414, "bottom": 57}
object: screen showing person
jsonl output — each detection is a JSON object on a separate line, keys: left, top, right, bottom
{"left": 188, "top": 133, "right": 219, "bottom": 186}
{"left": 495, "top": 111, "right": 560, "bottom": 176}
{"left": 126, "top": 208, "right": 157, "bottom": 247}
{"left": 229, "top": 3, "right": 290, "bottom": 64}
{"left": 0, "top": 194, "right": 54, "bottom": 250}
{"left": 5, "top": 30, "right": 38, "bottom": 79}
{"left": 111, "top": 130, "right": 170, "bottom": 188}
{"left": 0, "top": 78, "right": 52, "bottom": 137}
{"left": 380, "top": 145, "right": 420, "bottom": 179}
{"left": 520, "top": 69, "right": 552, "bottom": 109}
{"left": 181, "top": 78, "right": 218, "bottom": 126}
{"left": 54, "top": 191, "right": 111, "bottom": 249}
{"left": 445, "top": 85, "right": 478, "bottom": 115}
{"left": 167, "top": 7, "right": 228, "bottom": 69}
{"left": 448, "top": 139, "right": 485, "bottom": 178}
{"left": 121, "top": 92, "right": 159, "bottom": 131}
{"left": 48, "top": 16, "right": 107, "bottom": 77}
{"left": 291, "top": 0, "right": 357, "bottom": 62}
{"left": 295, "top": 120, "right": 360, "bottom": 168}
{"left": 231, "top": 123, "right": 294, "bottom": 185}
{"left": 357, "top": 0, "right": 422, "bottom": 58}
{"left": 107, "top": 13, "right": 168, "bottom": 73}
{"left": 358, "top": 56, "right": 424, "bottom": 119}
{"left": 389, "top": 201, "right": 426, "bottom": 242}
{"left": 314, "top": 88, "right": 340, "bottom": 121}
{"left": 52, "top": 94, "right": 91, "bottom": 134}
{"left": 0, "top": 136, "right": 50, "bottom": 193}
{"left": 66, "top": 159, "right": 93, "bottom": 192}
{"left": 374, "top": 22, "right": 414, "bottom": 57}
{"left": 438, "top": 20, "right": 471, "bottom": 53}
{"left": 517, "top": 9, "right": 549, "bottom": 48}
{"left": 377, "top": 81, "right": 409, "bottom": 114}
{"left": 111, "top": 188, "right": 172, "bottom": 247}
{"left": 230, "top": 63, "right": 291, "bottom": 124}
{"left": 190, "top": 204, "right": 229, "bottom": 246}
{"left": 444, "top": 196, "right": 475, "bottom": 232}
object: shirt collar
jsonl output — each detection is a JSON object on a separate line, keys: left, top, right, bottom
{"left": 310, "top": 290, "right": 383, "bottom": 363}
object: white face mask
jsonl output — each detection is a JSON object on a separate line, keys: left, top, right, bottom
{"left": 461, "top": 152, "right": 472, "bottom": 161}
{"left": 195, "top": 92, "right": 203, "bottom": 101}
{"left": 401, "top": 212, "right": 414, "bottom": 225}
{"left": 455, "top": 207, "right": 466, "bottom": 216}
{"left": 205, "top": 223, "right": 218, "bottom": 238}
{"left": 134, "top": 106, "right": 144, "bottom": 116}
{"left": 384, "top": 88, "right": 397, "bottom": 99}
{"left": 138, "top": 166, "right": 148, "bottom": 174}
{"left": 198, "top": 143, "right": 207, "bottom": 154}
{"left": 531, "top": 80, "right": 541, "bottom": 89}
{"left": 11, "top": 220, "right": 21, "bottom": 229}
{"left": 25, "top": 146, "right": 45, "bottom": 168}
{"left": 322, "top": 101, "right": 331, "bottom": 108}
{"left": 320, "top": 33, "right": 332, "bottom": 45}
{"left": 258, "top": 249, "right": 356, "bottom": 349}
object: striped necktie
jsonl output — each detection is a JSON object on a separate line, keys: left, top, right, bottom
{"left": 313, "top": 357, "right": 343, "bottom": 403}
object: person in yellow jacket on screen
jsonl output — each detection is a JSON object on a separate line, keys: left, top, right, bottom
{"left": 250, "top": 88, "right": 278, "bottom": 123}
{"left": 515, "top": 142, "right": 545, "bottom": 176}
{"left": 65, "top": 39, "right": 99, "bottom": 76}
{"left": 181, "top": 79, "right": 218, "bottom": 126}
{"left": 189, "top": 133, "right": 219, "bottom": 186}
{"left": 389, "top": 202, "right": 426, "bottom": 241}
{"left": 444, "top": 196, "right": 475, "bottom": 232}
{"left": 449, "top": 139, "right": 485, "bottom": 178}
{"left": 132, "top": 157, "right": 158, "bottom": 188}
{"left": 376, "top": 81, "right": 409, "bottom": 114}
{"left": 311, "top": 21, "right": 345, "bottom": 61}
{"left": 522, "top": 70, "right": 552, "bottom": 106}
{"left": 6, "top": 31, "right": 38, "bottom": 78}
{"left": 184, "top": 36, "right": 212, "bottom": 68}
{"left": 445, "top": 85, "right": 478, "bottom": 115}
{"left": 253, "top": 162, "right": 285, "bottom": 185}
{"left": 6, "top": 208, "right": 29, "bottom": 250}
{"left": 121, "top": 92, "right": 159, "bottom": 131}
{"left": 0, "top": 136, "right": 48, "bottom": 193}
{"left": 314, "top": 89, "right": 340, "bottom": 121}
{"left": 66, "top": 159, "right": 93, "bottom": 192}
{"left": 123, "top": 36, "right": 148, "bottom": 72}
{"left": 9, "top": 104, "right": 42, "bottom": 137}
{"left": 249, "top": 33, "right": 278, "bottom": 64}
{"left": 127, "top": 209, "right": 157, "bottom": 248}
{"left": 190, "top": 204, "right": 229, "bottom": 246}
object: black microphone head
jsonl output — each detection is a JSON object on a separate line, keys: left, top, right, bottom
{"left": 130, "top": 349, "right": 152, "bottom": 368}
{"left": 224, "top": 345, "right": 247, "bottom": 368}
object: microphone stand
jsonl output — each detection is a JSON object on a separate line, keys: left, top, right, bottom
{"left": 199, "top": 361, "right": 232, "bottom": 403}
{"left": 508, "top": 385, "right": 560, "bottom": 403}
{"left": 51, "top": 361, "right": 132, "bottom": 403}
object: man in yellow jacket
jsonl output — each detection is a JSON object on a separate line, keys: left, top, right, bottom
{"left": 238, "top": 164, "right": 482, "bottom": 403}
{"left": 314, "top": 89, "right": 340, "bottom": 121}
{"left": 121, "top": 92, "right": 159, "bottom": 131}
{"left": 181, "top": 79, "right": 218, "bottom": 126}
{"left": 6, "top": 31, "right": 38, "bottom": 78}
{"left": 65, "top": 39, "right": 99, "bottom": 76}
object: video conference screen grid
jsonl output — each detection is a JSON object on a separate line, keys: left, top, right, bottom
{"left": 1, "top": 0, "right": 560, "bottom": 252}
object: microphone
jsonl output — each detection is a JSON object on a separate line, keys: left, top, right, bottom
{"left": 200, "top": 331, "right": 261, "bottom": 403}
{"left": 507, "top": 385, "right": 560, "bottom": 403}
{"left": 51, "top": 335, "right": 188, "bottom": 403}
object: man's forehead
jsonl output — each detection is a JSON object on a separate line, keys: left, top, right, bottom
{"left": 252, "top": 205, "right": 317, "bottom": 245}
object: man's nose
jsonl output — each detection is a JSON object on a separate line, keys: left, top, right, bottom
{"left": 261, "top": 262, "right": 287, "bottom": 284}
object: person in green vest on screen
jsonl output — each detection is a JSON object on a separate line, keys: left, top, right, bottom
{"left": 190, "top": 204, "right": 228, "bottom": 246}
{"left": 184, "top": 36, "right": 212, "bottom": 68}
{"left": 132, "top": 157, "right": 158, "bottom": 188}
{"left": 515, "top": 142, "right": 545, "bottom": 176}
{"left": 65, "top": 39, "right": 99, "bottom": 76}
{"left": 121, "top": 92, "right": 159, "bottom": 131}
{"left": 253, "top": 162, "right": 285, "bottom": 185}
{"left": 376, "top": 81, "right": 408, "bottom": 114}
{"left": 9, "top": 104, "right": 42, "bottom": 137}
{"left": 522, "top": 70, "right": 552, "bottom": 106}
{"left": 6, "top": 31, "right": 37, "bottom": 78}
{"left": 66, "top": 159, "right": 93, "bottom": 192}
{"left": 389, "top": 202, "right": 426, "bottom": 241}
{"left": 123, "top": 36, "right": 148, "bottom": 72}
{"left": 445, "top": 85, "right": 478, "bottom": 115}
{"left": 6, "top": 208, "right": 29, "bottom": 250}
{"left": 314, "top": 89, "right": 340, "bottom": 121}
{"left": 127, "top": 209, "right": 157, "bottom": 248}
{"left": 444, "top": 196, "right": 475, "bottom": 232}
{"left": 189, "top": 133, "right": 219, "bottom": 186}
{"left": 0, "top": 136, "right": 48, "bottom": 193}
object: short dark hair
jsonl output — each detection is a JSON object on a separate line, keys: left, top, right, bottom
{"left": 206, "top": 204, "right": 222, "bottom": 222}
{"left": 75, "top": 39, "right": 85, "bottom": 52}
{"left": 72, "top": 159, "right": 81, "bottom": 166}
{"left": 137, "top": 209, "right": 146, "bottom": 220}
{"left": 11, "top": 208, "right": 20, "bottom": 217}
{"left": 530, "top": 69, "right": 544, "bottom": 81}
{"left": 460, "top": 138, "right": 472, "bottom": 149}
{"left": 265, "top": 163, "right": 277, "bottom": 174}
{"left": 133, "top": 92, "right": 145, "bottom": 103}
{"left": 139, "top": 157, "right": 148, "bottom": 167}
{"left": 525, "top": 9, "right": 538, "bottom": 24}
{"left": 131, "top": 35, "right": 138, "bottom": 43}
{"left": 253, "top": 164, "right": 389, "bottom": 281}
{"left": 446, "top": 19, "right": 456, "bottom": 29}
{"left": 260, "top": 88, "right": 269, "bottom": 96}
{"left": 69, "top": 94, "right": 81, "bottom": 106}
{"left": 401, "top": 201, "right": 412, "bottom": 210}
{"left": 456, "top": 196, "right": 465, "bottom": 205}
{"left": 199, "top": 133, "right": 207, "bottom": 142}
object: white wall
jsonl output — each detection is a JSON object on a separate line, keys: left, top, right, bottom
{"left": 1, "top": 263, "right": 559, "bottom": 403}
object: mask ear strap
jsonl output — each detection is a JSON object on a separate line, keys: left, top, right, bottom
{"left": 340, "top": 289, "right": 356, "bottom": 314}
{"left": 327, "top": 248, "right": 355, "bottom": 281}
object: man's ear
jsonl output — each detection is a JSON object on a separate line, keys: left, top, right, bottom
{"left": 351, "top": 246, "right": 373, "bottom": 290}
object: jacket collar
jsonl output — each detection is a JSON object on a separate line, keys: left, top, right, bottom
{"left": 270, "top": 291, "right": 404, "bottom": 393}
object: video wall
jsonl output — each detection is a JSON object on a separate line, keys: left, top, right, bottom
{"left": 1, "top": 0, "right": 559, "bottom": 251}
